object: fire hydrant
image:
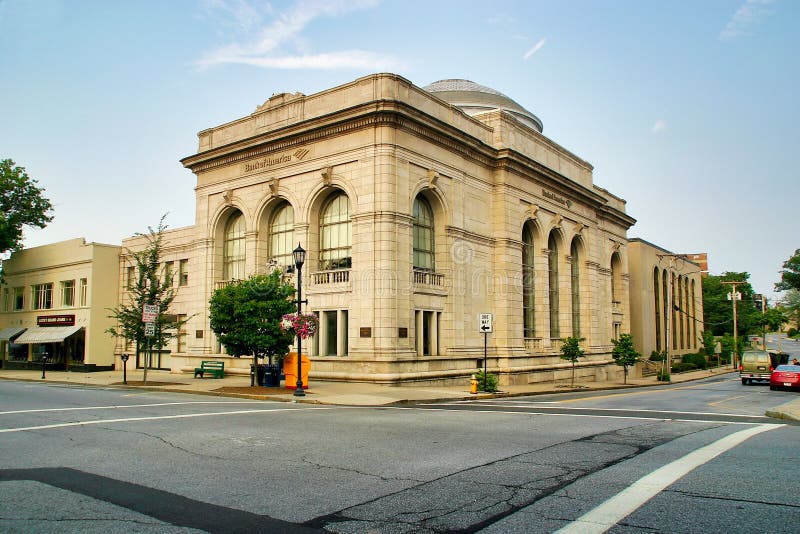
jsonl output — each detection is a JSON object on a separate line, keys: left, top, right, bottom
{"left": 470, "top": 374, "right": 478, "bottom": 394}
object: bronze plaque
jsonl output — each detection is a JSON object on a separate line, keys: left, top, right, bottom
{"left": 398, "top": 327, "right": 408, "bottom": 338}
{"left": 360, "top": 327, "right": 372, "bottom": 338}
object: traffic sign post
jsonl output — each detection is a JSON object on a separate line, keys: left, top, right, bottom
{"left": 144, "top": 322, "right": 155, "bottom": 337}
{"left": 142, "top": 304, "right": 160, "bottom": 323}
{"left": 478, "top": 314, "right": 493, "bottom": 391}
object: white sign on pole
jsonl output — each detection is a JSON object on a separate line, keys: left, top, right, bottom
{"left": 144, "top": 322, "right": 155, "bottom": 337}
{"left": 142, "top": 304, "right": 160, "bottom": 323}
{"left": 479, "top": 313, "right": 493, "bottom": 333}
{"left": 726, "top": 292, "right": 741, "bottom": 301}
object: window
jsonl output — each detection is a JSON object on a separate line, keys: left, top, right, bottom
{"left": 79, "top": 278, "right": 88, "bottom": 307}
{"left": 14, "top": 287, "right": 24, "bottom": 310}
{"left": 319, "top": 192, "right": 351, "bottom": 270}
{"left": 32, "top": 283, "right": 53, "bottom": 310}
{"left": 126, "top": 266, "right": 136, "bottom": 289}
{"left": 176, "top": 314, "right": 187, "bottom": 353}
{"left": 570, "top": 239, "right": 580, "bottom": 338}
{"left": 270, "top": 202, "right": 295, "bottom": 270}
{"left": 178, "top": 259, "right": 189, "bottom": 286}
{"left": 413, "top": 196, "right": 435, "bottom": 271}
{"left": 654, "top": 268, "right": 661, "bottom": 352}
{"left": 522, "top": 222, "right": 536, "bottom": 339}
{"left": 691, "top": 280, "right": 697, "bottom": 349}
{"left": 223, "top": 211, "right": 246, "bottom": 280}
{"left": 548, "top": 232, "right": 560, "bottom": 339}
{"left": 1, "top": 287, "right": 8, "bottom": 312}
{"left": 61, "top": 280, "right": 76, "bottom": 307}
{"left": 415, "top": 309, "right": 440, "bottom": 356}
{"left": 312, "top": 309, "right": 347, "bottom": 357}
{"left": 163, "top": 261, "right": 174, "bottom": 286}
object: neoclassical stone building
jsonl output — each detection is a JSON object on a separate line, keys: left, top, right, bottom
{"left": 126, "top": 73, "right": 638, "bottom": 385}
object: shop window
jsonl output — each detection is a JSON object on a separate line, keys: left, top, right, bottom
{"left": 61, "top": 280, "right": 75, "bottom": 308}
{"left": 79, "top": 278, "right": 88, "bottom": 307}
{"left": 32, "top": 283, "right": 53, "bottom": 310}
{"left": 319, "top": 192, "right": 351, "bottom": 270}
{"left": 14, "top": 287, "right": 24, "bottom": 311}
{"left": 179, "top": 259, "right": 189, "bottom": 286}
{"left": 413, "top": 196, "right": 435, "bottom": 271}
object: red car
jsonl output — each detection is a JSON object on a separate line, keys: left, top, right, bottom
{"left": 769, "top": 365, "right": 800, "bottom": 391}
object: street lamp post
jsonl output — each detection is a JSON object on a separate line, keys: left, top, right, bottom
{"left": 292, "top": 244, "right": 307, "bottom": 397}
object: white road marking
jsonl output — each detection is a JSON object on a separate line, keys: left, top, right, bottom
{"left": 428, "top": 403, "right": 763, "bottom": 419}
{"left": 554, "top": 423, "right": 782, "bottom": 534}
{"left": 0, "top": 401, "right": 268, "bottom": 416}
{"left": 0, "top": 406, "right": 333, "bottom": 433}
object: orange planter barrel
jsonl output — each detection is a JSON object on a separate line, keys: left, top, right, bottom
{"left": 283, "top": 352, "right": 310, "bottom": 389}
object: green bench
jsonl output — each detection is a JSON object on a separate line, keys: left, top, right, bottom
{"left": 194, "top": 360, "right": 224, "bottom": 379}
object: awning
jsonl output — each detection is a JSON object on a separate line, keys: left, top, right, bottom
{"left": 0, "top": 327, "right": 26, "bottom": 342}
{"left": 14, "top": 326, "right": 83, "bottom": 344}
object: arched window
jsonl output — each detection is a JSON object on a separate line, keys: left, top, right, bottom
{"left": 270, "top": 202, "right": 294, "bottom": 270}
{"left": 570, "top": 238, "right": 580, "bottom": 338}
{"left": 678, "top": 277, "right": 685, "bottom": 349}
{"left": 319, "top": 192, "right": 351, "bottom": 270}
{"left": 522, "top": 222, "right": 536, "bottom": 339}
{"left": 671, "top": 272, "right": 677, "bottom": 350}
{"left": 654, "top": 268, "right": 661, "bottom": 352}
{"left": 548, "top": 232, "right": 560, "bottom": 339}
{"left": 662, "top": 269, "right": 669, "bottom": 352}
{"left": 413, "top": 196, "right": 435, "bottom": 271}
{"left": 223, "top": 211, "right": 246, "bottom": 281}
{"left": 691, "top": 280, "right": 697, "bottom": 348}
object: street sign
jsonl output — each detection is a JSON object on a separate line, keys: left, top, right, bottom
{"left": 479, "top": 313, "right": 493, "bottom": 333}
{"left": 142, "top": 304, "right": 160, "bottom": 323}
{"left": 144, "top": 322, "right": 155, "bottom": 337}
{"left": 726, "top": 292, "right": 741, "bottom": 301}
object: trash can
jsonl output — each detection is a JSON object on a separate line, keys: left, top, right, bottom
{"left": 264, "top": 363, "right": 280, "bottom": 387}
{"left": 252, "top": 364, "right": 267, "bottom": 386}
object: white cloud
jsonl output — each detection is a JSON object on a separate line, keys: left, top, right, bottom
{"left": 652, "top": 120, "right": 667, "bottom": 133}
{"left": 719, "top": 0, "right": 774, "bottom": 41}
{"left": 523, "top": 38, "right": 546, "bottom": 60}
{"left": 196, "top": 0, "right": 399, "bottom": 70}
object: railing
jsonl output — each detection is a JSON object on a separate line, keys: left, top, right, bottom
{"left": 525, "top": 338, "right": 544, "bottom": 352}
{"left": 214, "top": 280, "right": 240, "bottom": 290}
{"left": 550, "top": 338, "right": 563, "bottom": 352}
{"left": 413, "top": 269, "right": 444, "bottom": 286}
{"left": 312, "top": 270, "right": 350, "bottom": 285}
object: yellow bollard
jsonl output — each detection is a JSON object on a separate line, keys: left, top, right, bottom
{"left": 470, "top": 374, "right": 478, "bottom": 394}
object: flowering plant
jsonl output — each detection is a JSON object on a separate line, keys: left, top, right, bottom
{"left": 280, "top": 312, "right": 319, "bottom": 339}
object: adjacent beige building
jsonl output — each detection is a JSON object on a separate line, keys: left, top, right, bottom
{"left": 0, "top": 238, "right": 120, "bottom": 370}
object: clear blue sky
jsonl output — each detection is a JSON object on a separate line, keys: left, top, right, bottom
{"left": 1, "top": 0, "right": 797, "bottom": 302}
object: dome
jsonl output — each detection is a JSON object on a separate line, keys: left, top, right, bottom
{"left": 424, "top": 79, "right": 543, "bottom": 133}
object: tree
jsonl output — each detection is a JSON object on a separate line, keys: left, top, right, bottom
{"left": 611, "top": 333, "right": 640, "bottom": 384}
{"left": 209, "top": 271, "right": 296, "bottom": 385}
{"left": 776, "top": 249, "right": 800, "bottom": 293}
{"left": 702, "top": 272, "right": 760, "bottom": 338}
{"left": 106, "top": 216, "right": 187, "bottom": 384}
{"left": 0, "top": 159, "right": 54, "bottom": 256}
{"left": 761, "top": 307, "right": 787, "bottom": 333}
{"left": 560, "top": 337, "right": 584, "bottom": 387}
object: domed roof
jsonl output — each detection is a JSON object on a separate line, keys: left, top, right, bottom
{"left": 424, "top": 79, "right": 543, "bottom": 133}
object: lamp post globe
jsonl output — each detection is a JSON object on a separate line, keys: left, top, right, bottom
{"left": 293, "top": 244, "right": 306, "bottom": 397}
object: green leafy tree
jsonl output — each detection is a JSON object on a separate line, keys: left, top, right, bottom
{"left": 611, "top": 333, "right": 640, "bottom": 384}
{"left": 702, "top": 272, "right": 760, "bottom": 338}
{"left": 106, "top": 216, "right": 187, "bottom": 384}
{"left": 209, "top": 271, "right": 296, "bottom": 385}
{"left": 702, "top": 330, "right": 716, "bottom": 358}
{"left": 761, "top": 307, "right": 787, "bottom": 333}
{"left": 560, "top": 336, "right": 584, "bottom": 387}
{"left": 778, "top": 290, "right": 800, "bottom": 328}
{"left": 776, "top": 249, "right": 800, "bottom": 293}
{"left": 0, "top": 159, "right": 54, "bottom": 256}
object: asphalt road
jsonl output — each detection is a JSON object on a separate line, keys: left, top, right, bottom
{"left": 0, "top": 372, "right": 798, "bottom": 533}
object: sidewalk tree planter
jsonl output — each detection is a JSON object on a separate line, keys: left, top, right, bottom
{"left": 209, "top": 271, "right": 296, "bottom": 386}
{"left": 611, "top": 333, "right": 640, "bottom": 385}
{"left": 560, "top": 337, "right": 584, "bottom": 388}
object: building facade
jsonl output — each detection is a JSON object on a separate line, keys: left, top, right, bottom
{"left": 0, "top": 238, "right": 120, "bottom": 370}
{"left": 115, "top": 73, "right": 638, "bottom": 385}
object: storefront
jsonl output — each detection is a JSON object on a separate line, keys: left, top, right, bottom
{"left": 0, "top": 327, "right": 27, "bottom": 367}
{"left": 11, "top": 323, "right": 84, "bottom": 371}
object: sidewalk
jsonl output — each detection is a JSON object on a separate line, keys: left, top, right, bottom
{"left": 0, "top": 365, "right": 798, "bottom": 420}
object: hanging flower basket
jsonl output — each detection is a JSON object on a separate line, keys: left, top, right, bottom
{"left": 281, "top": 312, "right": 319, "bottom": 339}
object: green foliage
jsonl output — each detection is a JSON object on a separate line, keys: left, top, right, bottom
{"left": 475, "top": 369, "right": 498, "bottom": 392}
{"left": 720, "top": 333, "right": 736, "bottom": 358}
{"left": 656, "top": 370, "right": 671, "bottom": 382}
{"left": 671, "top": 362, "right": 697, "bottom": 373}
{"left": 702, "top": 330, "right": 716, "bottom": 357}
{"left": 649, "top": 350, "right": 666, "bottom": 362}
{"left": 611, "top": 334, "right": 640, "bottom": 384}
{"left": 105, "top": 216, "right": 188, "bottom": 383}
{"left": 209, "top": 271, "right": 296, "bottom": 363}
{"left": 788, "top": 327, "right": 798, "bottom": 338}
{"left": 776, "top": 248, "right": 800, "bottom": 293}
{"left": 560, "top": 336, "right": 584, "bottom": 387}
{"left": 0, "top": 159, "right": 54, "bottom": 256}
{"left": 702, "top": 272, "right": 761, "bottom": 338}
{"left": 761, "top": 307, "right": 787, "bottom": 332}
{"left": 681, "top": 353, "right": 708, "bottom": 370}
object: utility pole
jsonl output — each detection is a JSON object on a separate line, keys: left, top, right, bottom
{"left": 721, "top": 281, "right": 744, "bottom": 369}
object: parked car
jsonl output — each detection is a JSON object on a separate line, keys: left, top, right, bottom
{"left": 740, "top": 350, "right": 773, "bottom": 385}
{"left": 769, "top": 365, "right": 800, "bottom": 391}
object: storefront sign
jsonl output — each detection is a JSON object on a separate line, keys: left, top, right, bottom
{"left": 37, "top": 314, "right": 75, "bottom": 327}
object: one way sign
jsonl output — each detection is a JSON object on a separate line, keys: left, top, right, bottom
{"left": 479, "top": 313, "right": 493, "bottom": 333}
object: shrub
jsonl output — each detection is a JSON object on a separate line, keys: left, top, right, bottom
{"left": 788, "top": 327, "right": 798, "bottom": 338}
{"left": 475, "top": 370, "right": 498, "bottom": 392}
{"left": 671, "top": 362, "right": 697, "bottom": 373}
{"left": 649, "top": 350, "right": 666, "bottom": 362}
{"left": 656, "top": 370, "right": 670, "bottom": 382}
{"left": 682, "top": 353, "right": 708, "bottom": 370}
